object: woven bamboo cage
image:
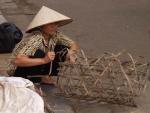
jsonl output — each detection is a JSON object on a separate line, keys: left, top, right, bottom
{"left": 57, "top": 50, "right": 149, "bottom": 107}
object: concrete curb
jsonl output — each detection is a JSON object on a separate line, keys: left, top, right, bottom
{"left": 0, "top": 11, "right": 7, "bottom": 23}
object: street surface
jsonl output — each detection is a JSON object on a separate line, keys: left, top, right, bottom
{"left": 0, "top": 0, "right": 150, "bottom": 113}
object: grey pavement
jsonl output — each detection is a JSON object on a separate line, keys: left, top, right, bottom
{"left": 0, "top": 0, "right": 150, "bottom": 113}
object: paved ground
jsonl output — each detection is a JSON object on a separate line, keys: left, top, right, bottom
{"left": 0, "top": 0, "right": 150, "bottom": 113}
{"left": 4, "top": 0, "right": 150, "bottom": 58}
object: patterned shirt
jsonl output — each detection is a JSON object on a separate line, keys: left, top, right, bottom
{"left": 7, "top": 31, "right": 74, "bottom": 75}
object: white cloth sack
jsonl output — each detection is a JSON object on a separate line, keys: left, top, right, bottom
{"left": 0, "top": 77, "right": 45, "bottom": 113}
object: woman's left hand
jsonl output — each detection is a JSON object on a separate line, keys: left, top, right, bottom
{"left": 67, "top": 50, "right": 77, "bottom": 63}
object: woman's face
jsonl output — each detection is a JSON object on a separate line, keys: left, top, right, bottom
{"left": 41, "top": 23, "right": 58, "bottom": 36}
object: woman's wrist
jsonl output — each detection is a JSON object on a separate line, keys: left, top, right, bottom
{"left": 42, "top": 57, "right": 50, "bottom": 64}
{"left": 68, "top": 49, "right": 77, "bottom": 55}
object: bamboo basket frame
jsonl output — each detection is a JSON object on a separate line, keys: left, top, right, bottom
{"left": 57, "top": 51, "right": 149, "bottom": 107}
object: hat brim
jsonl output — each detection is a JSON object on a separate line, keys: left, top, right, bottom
{"left": 26, "top": 19, "right": 73, "bottom": 33}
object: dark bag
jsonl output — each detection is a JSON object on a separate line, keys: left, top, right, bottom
{"left": 0, "top": 22, "right": 23, "bottom": 53}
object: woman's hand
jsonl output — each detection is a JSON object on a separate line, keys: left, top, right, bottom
{"left": 43, "top": 51, "right": 55, "bottom": 63}
{"left": 67, "top": 50, "right": 77, "bottom": 63}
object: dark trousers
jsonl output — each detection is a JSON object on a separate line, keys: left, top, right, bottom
{"left": 13, "top": 45, "right": 68, "bottom": 83}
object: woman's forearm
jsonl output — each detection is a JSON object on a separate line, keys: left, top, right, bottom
{"left": 12, "top": 55, "right": 46, "bottom": 67}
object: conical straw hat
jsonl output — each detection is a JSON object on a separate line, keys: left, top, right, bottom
{"left": 26, "top": 6, "right": 73, "bottom": 33}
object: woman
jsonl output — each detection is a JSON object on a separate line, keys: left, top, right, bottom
{"left": 7, "top": 6, "right": 79, "bottom": 84}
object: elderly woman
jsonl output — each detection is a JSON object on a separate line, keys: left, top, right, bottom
{"left": 7, "top": 6, "right": 79, "bottom": 84}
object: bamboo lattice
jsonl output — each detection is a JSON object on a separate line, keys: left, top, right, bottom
{"left": 57, "top": 50, "right": 149, "bottom": 107}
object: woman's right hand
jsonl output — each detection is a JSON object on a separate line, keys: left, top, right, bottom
{"left": 43, "top": 51, "right": 55, "bottom": 63}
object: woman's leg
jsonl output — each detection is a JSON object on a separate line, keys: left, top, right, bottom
{"left": 13, "top": 49, "right": 50, "bottom": 83}
{"left": 50, "top": 44, "right": 68, "bottom": 76}
{"left": 13, "top": 45, "right": 68, "bottom": 83}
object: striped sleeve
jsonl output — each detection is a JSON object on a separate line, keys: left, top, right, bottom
{"left": 12, "top": 37, "right": 30, "bottom": 56}
{"left": 57, "top": 32, "right": 75, "bottom": 47}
